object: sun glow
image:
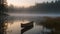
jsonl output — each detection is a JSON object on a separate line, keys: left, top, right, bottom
{"left": 7, "top": 0, "right": 35, "bottom": 7}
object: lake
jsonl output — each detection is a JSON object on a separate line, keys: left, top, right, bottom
{"left": 3, "top": 13, "right": 60, "bottom": 34}
{"left": 5, "top": 15, "right": 44, "bottom": 34}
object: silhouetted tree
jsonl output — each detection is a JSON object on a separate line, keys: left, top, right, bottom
{"left": 0, "top": 0, "right": 8, "bottom": 34}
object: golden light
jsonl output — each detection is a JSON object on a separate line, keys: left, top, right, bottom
{"left": 6, "top": 20, "right": 29, "bottom": 34}
{"left": 7, "top": 0, "right": 35, "bottom": 8}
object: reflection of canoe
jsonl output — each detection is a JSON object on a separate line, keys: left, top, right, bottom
{"left": 21, "top": 21, "right": 34, "bottom": 34}
{"left": 21, "top": 21, "right": 34, "bottom": 28}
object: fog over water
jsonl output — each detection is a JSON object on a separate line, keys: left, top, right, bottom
{"left": 7, "top": 13, "right": 60, "bottom": 17}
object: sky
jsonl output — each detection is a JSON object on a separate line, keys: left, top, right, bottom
{"left": 7, "top": 0, "right": 56, "bottom": 7}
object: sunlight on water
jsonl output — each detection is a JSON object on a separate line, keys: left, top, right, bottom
{"left": 6, "top": 20, "right": 29, "bottom": 34}
{"left": 21, "top": 20, "right": 30, "bottom": 24}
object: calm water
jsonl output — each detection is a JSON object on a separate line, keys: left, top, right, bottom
{"left": 5, "top": 16, "right": 43, "bottom": 34}
{"left": 4, "top": 13, "right": 60, "bottom": 34}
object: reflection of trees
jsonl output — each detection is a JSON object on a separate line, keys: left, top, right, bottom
{"left": 40, "top": 17, "right": 60, "bottom": 34}
{"left": 0, "top": 0, "right": 8, "bottom": 34}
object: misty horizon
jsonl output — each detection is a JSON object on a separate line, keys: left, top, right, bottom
{"left": 7, "top": 0, "right": 56, "bottom": 7}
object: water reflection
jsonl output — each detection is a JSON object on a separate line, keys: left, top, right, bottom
{"left": 5, "top": 19, "right": 30, "bottom": 34}
{"left": 6, "top": 21, "right": 20, "bottom": 34}
{"left": 2, "top": 16, "right": 57, "bottom": 34}
{"left": 0, "top": 20, "right": 7, "bottom": 34}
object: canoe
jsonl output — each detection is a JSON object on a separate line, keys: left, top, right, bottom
{"left": 21, "top": 21, "right": 34, "bottom": 28}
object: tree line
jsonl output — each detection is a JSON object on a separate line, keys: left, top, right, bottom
{"left": 28, "top": 0, "right": 60, "bottom": 13}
